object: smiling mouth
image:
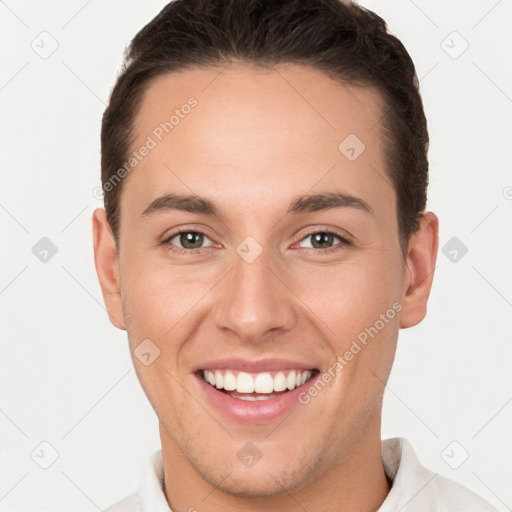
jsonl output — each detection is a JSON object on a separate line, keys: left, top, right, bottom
{"left": 200, "top": 368, "right": 318, "bottom": 401}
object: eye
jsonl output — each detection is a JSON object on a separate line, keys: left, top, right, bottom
{"left": 297, "top": 230, "right": 350, "bottom": 252}
{"left": 164, "top": 230, "right": 214, "bottom": 252}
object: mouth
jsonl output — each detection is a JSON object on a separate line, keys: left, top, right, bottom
{"left": 199, "top": 368, "right": 319, "bottom": 401}
{"left": 194, "top": 358, "right": 321, "bottom": 423}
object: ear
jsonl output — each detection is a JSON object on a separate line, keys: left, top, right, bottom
{"left": 92, "top": 208, "right": 126, "bottom": 330}
{"left": 399, "top": 211, "right": 439, "bottom": 329}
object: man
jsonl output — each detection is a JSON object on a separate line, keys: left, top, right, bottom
{"left": 93, "top": 0, "right": 497, "bottom": 510}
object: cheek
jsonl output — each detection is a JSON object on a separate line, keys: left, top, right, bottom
{"left": 292, "top": 254, "right": 402, "bottom": 339}
{"left": 119, "top": 257, "right": 207, "bottom": 418}
{"left": 120, "top": 253, "right": 216, "bottom": 341}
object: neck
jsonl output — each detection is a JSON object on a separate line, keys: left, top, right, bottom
{"left": 160, "top": 414, "right": 390, "bottom": 512}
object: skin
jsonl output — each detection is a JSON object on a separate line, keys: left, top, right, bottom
{"left": 93, "top": 63, "right": 438, "bottom": 512}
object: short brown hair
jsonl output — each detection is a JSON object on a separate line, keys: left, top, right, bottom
{"left": 101, "top": 0, "right": 429, "bottom": 254}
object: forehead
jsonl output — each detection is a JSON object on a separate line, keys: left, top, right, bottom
{"left": 125, "top": 63, "right": 394, "bottom": 225}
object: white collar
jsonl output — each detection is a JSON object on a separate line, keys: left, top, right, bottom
{"left": 121, "top": 437, "right": 496, "bottom": 511}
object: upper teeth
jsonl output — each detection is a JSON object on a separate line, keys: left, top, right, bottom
{"left": 202, "top": 369, "right": 313, "bottom": 393}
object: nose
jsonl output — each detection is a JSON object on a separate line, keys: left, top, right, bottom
{"left": 212, "top": 246, "right": 297, "bottom": 343}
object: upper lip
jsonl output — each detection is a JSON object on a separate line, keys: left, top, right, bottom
{"left": 193, "top": 358, "right": 318, "bottom": 373}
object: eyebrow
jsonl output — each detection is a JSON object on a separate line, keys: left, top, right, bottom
{"left": 287, "top": 192, "right": 373, "bottom": 215}
{"left": 141, "top": 194, "right": 219, "bottom": 218}
{"left": 140, "top": 191, "right": 373, "bottom": 219}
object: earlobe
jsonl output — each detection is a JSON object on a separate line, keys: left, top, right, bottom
{"left": 92, "top": 208, "right": 126, "bottom": 330}
{"left": 399, "top": 211, "right": 439, "bottom": 329}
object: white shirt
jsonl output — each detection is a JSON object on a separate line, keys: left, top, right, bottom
{"left": 103, "top": 438, "right": 497, "bottom": 511}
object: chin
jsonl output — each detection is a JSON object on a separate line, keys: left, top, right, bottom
{"left": 202, "top": 467, "right": 301, "bottom": 498}
{"left": 191, "top": 450, "right": 320, "bottom": 499}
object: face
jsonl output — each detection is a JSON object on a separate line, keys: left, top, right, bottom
{"left": 94, "top": 63, "right": 437, "bottom": 498}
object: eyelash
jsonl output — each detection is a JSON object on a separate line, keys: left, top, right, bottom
{"left": 162, "top": 228, "right": 351, "bottom": 256}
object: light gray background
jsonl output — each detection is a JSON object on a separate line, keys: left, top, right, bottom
{"left": 1, "top": 0, "right": 511, "bottom": 510}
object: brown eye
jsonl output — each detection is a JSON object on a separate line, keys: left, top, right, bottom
{"left": 297, "top": 230, "right": 350, "bottom": 252}
{"left": 165, "top": 231, "right": 214, "bottom": 251}
{"left": 310, "top": 232, "right": 336, "bottom": 249}
{"left": 179, "top": 232, "right": 204, "bottom": 249}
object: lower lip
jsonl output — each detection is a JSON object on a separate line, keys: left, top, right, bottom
{"left": 196, "top": 373, "right": 318, "bottom": 424}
